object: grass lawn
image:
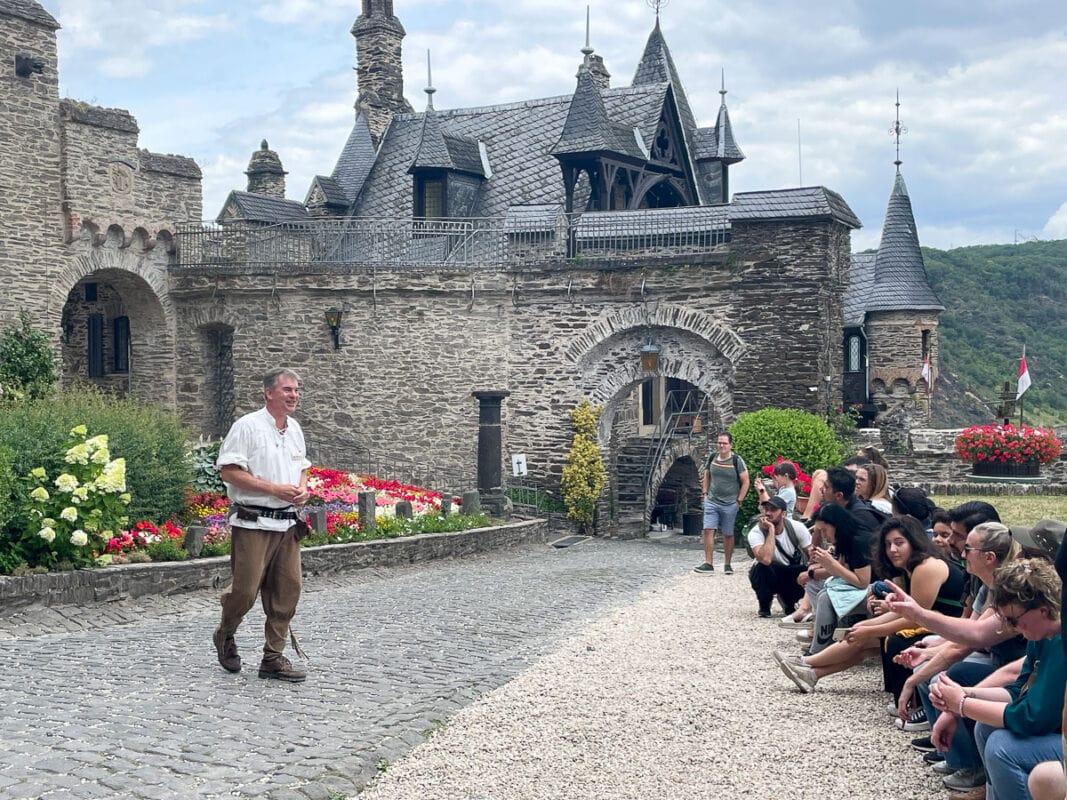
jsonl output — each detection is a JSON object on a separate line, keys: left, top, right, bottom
{"left": 931, "top": 494, "right": 1067, "bottom": 526}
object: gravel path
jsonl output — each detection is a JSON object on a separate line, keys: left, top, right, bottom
{"left": 359, "top": 562, "right": 946, "bottom": 800}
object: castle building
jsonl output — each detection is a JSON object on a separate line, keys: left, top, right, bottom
{"left": 1, "top": 0, "right": 941, "bottom": 534}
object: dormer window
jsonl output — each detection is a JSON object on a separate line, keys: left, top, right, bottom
{"left": 415, "top": 172, "right": 447, "bottom": 218}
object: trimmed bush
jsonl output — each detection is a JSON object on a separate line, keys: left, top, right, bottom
{"left": 729, "top": 408, "right": 843, "bottom": 525}
{"left": 0, "top": 311, "right": 58, "bottom": 400}
{"left": 560, "top": 400, "right": 607, "bottom": 533}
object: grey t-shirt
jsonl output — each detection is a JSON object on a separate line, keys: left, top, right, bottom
{"left": 706, "top": 453, "right": 747, "bottom": 505}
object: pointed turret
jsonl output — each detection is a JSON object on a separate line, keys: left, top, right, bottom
{"left": 632, "top": 18, "right": 696, "bottom": 135}
{"left": 352, "top": 0, "right": 413, "bottom": 146}
{"left": 865, "top": 171, "right": 943, "bottom": 311}
{"left": 712, "top": 75, "right": 744, "bottom": 164}
{"left": 552, "top": 66, "right": 622, "bottom": 156}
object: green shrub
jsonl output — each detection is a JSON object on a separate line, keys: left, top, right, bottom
{"left": 146, "top": 537, "right": 187, "bottom": 562}
{"left": 729, "top": 408, "right": 843, "bottom": 524}
{"left": 0, "top": 387, "right": 192, "bottom": 529}
{"left": 0, "top": 311, "right": 58, "bottom": 400}
{"left": 560, "top": 400, "right": 607, "bottom": 533}
{"left": 200, "top": 539, "right": 231, "bottom": 558}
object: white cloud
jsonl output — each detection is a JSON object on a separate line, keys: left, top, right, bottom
{"left": 1043, "top": 201, "right": 1067, "bottom": 240}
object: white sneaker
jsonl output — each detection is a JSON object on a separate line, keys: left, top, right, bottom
{"left": 779, "top": 612, "right": 815, "bottom": 629}
{"left": 795, "top": 629, "right": 813, "bottom": 643}
{"left": 773, "top": 649, "right": 805, "bottom": 666}
{"left": 778, "top": 659, "right": 817, "bottom": 693}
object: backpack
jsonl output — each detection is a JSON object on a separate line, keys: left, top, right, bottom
{"left": 705, "top": 452, "right": 743, "bottom": 481}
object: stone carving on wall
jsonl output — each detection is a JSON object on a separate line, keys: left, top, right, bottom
{"left": 109, "top": 161, "right": 134, "bottom": 196}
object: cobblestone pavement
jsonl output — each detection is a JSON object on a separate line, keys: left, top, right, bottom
{"left": 0, "top": 534, "right": 710, "bottom": 799}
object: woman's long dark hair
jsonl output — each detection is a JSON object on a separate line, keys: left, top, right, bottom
{"left": 875, "top": 515, "right": 942, "bottom": 579}
{"left": 814, "top": 503, "right": 861, "bottom": 567}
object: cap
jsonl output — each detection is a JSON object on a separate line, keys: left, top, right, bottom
{"left": 762, "top": 496, "right": 788, "bottom": 512}
{"left": 893, "top": 487, "right": 934, "bottom": 520}
{"left": 1009, "top": 519, "right": 1066, "bottom": 559}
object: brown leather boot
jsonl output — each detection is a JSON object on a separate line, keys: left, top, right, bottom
{"left": 258, "top": 655, "right": 306, "bottom": 682}
{"left": 213, "top": 628, "right": 241, "bottom": 673}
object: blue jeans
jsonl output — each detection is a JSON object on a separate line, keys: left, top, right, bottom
{"left": 919, "top": 656, "right": 995, "bottom": 770}
{"left": 975, "top": 722, "right": 1062, "bottom": 800}
{"left": 703, "top": 498, "right": 738, "bottom": 536}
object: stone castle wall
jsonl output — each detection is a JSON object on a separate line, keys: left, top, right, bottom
{"left": 169, "top": 217, "right": 854, "bottom": 502}
{"left": 0, "top": 6, "right": 66, "bottom": 330}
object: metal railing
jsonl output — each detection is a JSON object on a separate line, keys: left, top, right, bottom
{"left": 174, "top": 207, "right": 731, "bottom": 272}
{"left": 643, "top": 389, "right": 712, "bottom": 497}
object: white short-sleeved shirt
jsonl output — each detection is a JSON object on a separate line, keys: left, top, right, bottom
{"left": 217, "top": 407, "right": 311, "bottom": 531}
{"left": 747, "top": 519, "right": 812, "bottom": 566}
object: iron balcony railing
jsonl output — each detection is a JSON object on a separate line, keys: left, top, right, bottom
{"left": 174, "top": 206, "right": 730, "bottom": 272}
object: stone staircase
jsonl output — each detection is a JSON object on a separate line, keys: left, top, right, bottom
{"left": 614, "top": 436, "right": 657, "bottom": 535}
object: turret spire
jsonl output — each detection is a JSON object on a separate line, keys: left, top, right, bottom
{"left": 424, "top": 50, "right": 435, "bottom": 110}
{"left": 889, "top": 89, "right": 907, "bottom": 173}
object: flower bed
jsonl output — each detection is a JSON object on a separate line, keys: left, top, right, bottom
{"left": 954, "top": 424, "right": 1062, "bottom": 465}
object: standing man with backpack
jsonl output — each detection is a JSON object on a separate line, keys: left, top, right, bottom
{"left": 694, "top": 431, "right": 749, "bottom": 574}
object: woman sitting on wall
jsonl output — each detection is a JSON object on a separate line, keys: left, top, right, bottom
{"left": 930, "top": 558, "right": 1065, "bottom": 800}
{"left": 776, "top": 516, "right": 965, "bottom": 694}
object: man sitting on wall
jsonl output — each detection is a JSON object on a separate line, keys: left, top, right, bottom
{"left": 748, "top": 496, "right": 813, "bottom": 618}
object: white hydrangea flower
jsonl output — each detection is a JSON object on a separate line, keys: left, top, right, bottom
{"left": 97, "top": 459, "right": 127, "bottom": 493}
{"left": 64, "top": 443, "right": 89, "bottom": 464}
{"left": 30, "top": 467, "right": 47, "bottom": 480}
{"left": 60, "top": 506, "right": 78, "bottom": 523}
{"left": 39, "top": 527, "right": 56, "bottom": 543}
{"left": 69, "top": 424, "right": 87, "bottom": 437}
{"left": 42, "top": 517, "right": 56, "bottom": 527}
{"left": 72, "top": 486, "right": 90, "bottom": 502}
{"left": 85, "top": 434, "right": 108, "bottom": 452}
{"left": 90, "top": 447, "right": 110, "bottom": 464}
{"left": 54, "top": 473, "right": 79, "bottom": 493}
{"left": 70, "top": 530, "right": 88, "bottom": 547}
{"left": 30, "top": 486, "right": 49, "bottom": 502}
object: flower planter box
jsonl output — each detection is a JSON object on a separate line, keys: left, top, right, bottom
{"left": 971, "top": 460, "right": 1041, "bottom": 479}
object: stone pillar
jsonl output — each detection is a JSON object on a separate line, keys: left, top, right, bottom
{"left": 183, "top": 525, "right": 205, "bottom": 558}
{"left": 461, "top": 490, "right": 481, "bottom": 516}
{"left": 358, "top": 490, "right": 377, "bottom": 533}
{"left": 307, "top": 507, "right": 327, "bottom": 535}
{"left": 395, "top": 500, "right": 413, "bottom": 520}
{"left": 471, "top": 390, "right": 510, "bottom": 516}
{"left": 440, "top": 496, "right": 452, "bottom": 516}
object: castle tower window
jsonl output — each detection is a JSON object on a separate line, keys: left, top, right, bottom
{"left": 87, "top": 314, "right": 104, "bottom": 378}
{"left": 114, "top": 316, "right": 130, "bottom": 373}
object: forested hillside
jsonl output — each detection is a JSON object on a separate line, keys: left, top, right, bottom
{"left": 921, "top": 238, "right": 1067, "bottom": 427}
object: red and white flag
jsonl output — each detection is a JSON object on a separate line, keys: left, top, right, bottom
{"left": 1017, "top": 348, "right": 1032, "bottom": 399}
{"left": 921, "top": 354, "right": 932, "bottom": 391}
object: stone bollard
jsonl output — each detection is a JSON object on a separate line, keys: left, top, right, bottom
{"left": 461, "top": 490, "right": 481, "bottom": 516}
{"left": 184, "top": 525, "right": 206, "bottom": 558}
{"left": 307, "top": 507, "right": 327, "bottom": 534}
{"left": 358, "top": 490, "right": 377, "bottom": 533}
{"left": 440, "top": 496, "right": 452, "bottom": 516}
{"left": 396, "top": 500, "right": 413, "bottom": 520}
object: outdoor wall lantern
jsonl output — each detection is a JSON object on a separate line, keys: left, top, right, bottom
{"left": 324, "top": 307, "right": 343, "bottom": 350}
{"left": 640, "top": 334, "right": 661, "bottom": 371}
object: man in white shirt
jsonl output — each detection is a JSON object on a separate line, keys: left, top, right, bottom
{"left": 747, "top": 496, "right": 812, "bottom": 618}
{"left": 213, "top": 368, "right": 311, "bottom": 682}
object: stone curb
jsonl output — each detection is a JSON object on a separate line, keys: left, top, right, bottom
{"left": 0, "top": 518, "right": 549, "bottom": 615}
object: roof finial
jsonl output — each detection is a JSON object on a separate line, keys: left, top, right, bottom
{"left": 719, "top": 68, "right": 726, "bottom": 100}
{"left": 646, "top": 0, "right": 669, "bottom": 21}
{"left": 581, "top": 6, "right": 593, "bottom": 59}
{"left": 424, "top": 49, "right": 435, "bottom": 110}
{"left": 889, "top": 88, "right": 907, "bottom": 172}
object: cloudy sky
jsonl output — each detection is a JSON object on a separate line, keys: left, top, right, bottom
{"left": 36, "top": 0, "right": 1067, "bottom": 251}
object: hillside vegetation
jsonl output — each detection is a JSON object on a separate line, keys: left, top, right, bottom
{"left": 921, "top": 238, "right": 1067, "bottom": 427}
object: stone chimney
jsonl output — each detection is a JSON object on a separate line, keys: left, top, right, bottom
{"left": 352, "top": 0, "right": 414, "bottom": 147}
{"left": 587, "top": 54, "right": 611, "bottom": 90}
{"left": 245, "top": 140, "right": 286, "bottom": 197}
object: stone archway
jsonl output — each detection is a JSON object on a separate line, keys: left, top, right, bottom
{"left": 565, "top": 304, "right": 749, "bottom": 535}
{"left": 51, "top": 233, "right": 176, "bottom": 408}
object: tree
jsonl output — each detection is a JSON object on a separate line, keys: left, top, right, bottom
{"left": 560, "top": 400, "right": 607, "bottom": 533}
{"left": 0, "top": 311, "right": 58, "bottom": 400}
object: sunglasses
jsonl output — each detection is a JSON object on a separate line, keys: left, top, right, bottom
{"left": 997, "top": 607, "right": 1036, "bottom": 628}
{"left": 963, "top": 544, "right": 994, "bottom": 554}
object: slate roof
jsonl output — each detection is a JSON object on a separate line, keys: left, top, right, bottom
{"left": 863, "top": 172, "right": 944, "bottom": 312}
{"left": 552, "top": 68, "right": 644, "bottom": 159}
{"left": 575, "top": 205, "right": 729, "bottom": 238}
{"left": 351, "top": 83, "right": 673, "bottom": 219}
{"left": 216, "top": 190, "right": 309, "bottom": 225}
{"left": 329, "top": 112, "right": 377, "bottom": 202}
{"left": 307, "top": 176, "right": 349, "bottom": 208}
{"left": 503, "top": 204, "right": 564, "bottom": 233}
{"left": 730, "top": 187, "right": 861, "bottom": 229}
{"left": 0, "top": 0, "right": 59, "bottom": 28}
{"left": 632, "top": 19, "right": 698, "bottom": 143}
{"left": 844, "top": 251, "right": 877, "bottom": 326}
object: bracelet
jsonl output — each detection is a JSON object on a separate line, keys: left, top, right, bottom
{"left": 957, "top": 695, "right": 967, "bottom": 717}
